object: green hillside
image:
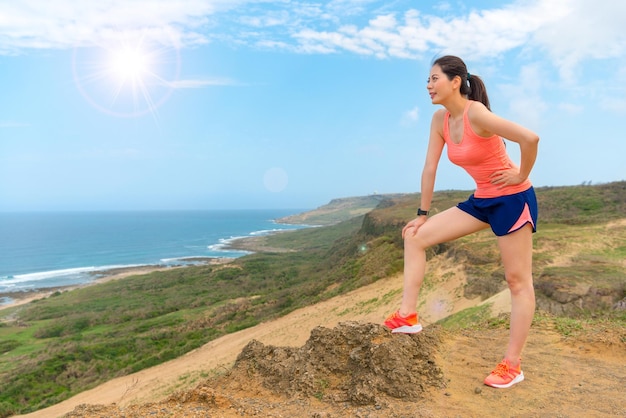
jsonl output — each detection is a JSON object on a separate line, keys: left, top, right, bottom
{"left": 0, "top": 181, "right": 624, "bottom": 417}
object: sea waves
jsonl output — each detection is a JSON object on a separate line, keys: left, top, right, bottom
{"left": 0, "top": 210, "right": 310, "bottom": 296}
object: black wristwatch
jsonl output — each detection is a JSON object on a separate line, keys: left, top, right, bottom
{"left": 416, "top": 208, "right": 430, "bottom": 216}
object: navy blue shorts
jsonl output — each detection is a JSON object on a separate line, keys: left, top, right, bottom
{"left": 457, "top": 187, "right": 538, "bottom": 236}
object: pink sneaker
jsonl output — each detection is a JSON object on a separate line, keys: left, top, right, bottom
{"left": 484, "top": 359, "right": 524, "bottom": 388}
{"left": 383, "top": 310, "right": 423, "bottom": 334}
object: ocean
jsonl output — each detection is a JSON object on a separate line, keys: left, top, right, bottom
{"left": 0, "top": 210, "right": 309, "bottom": 300}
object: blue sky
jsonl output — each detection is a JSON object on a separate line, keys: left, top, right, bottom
{"left": 0, "top": 0, "right": 624, "bottom": 211}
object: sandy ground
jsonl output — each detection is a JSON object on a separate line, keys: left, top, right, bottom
{"left": 11, "top": 263, "right": 626, "bottom": 418}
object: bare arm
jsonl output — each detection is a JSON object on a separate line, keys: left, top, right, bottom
{"left": 403, "top": 110, "right": 445, "bottom": 237}
{"left": 469, "top": 102, "right": 540, "bottom": 186}
{"left": 420, "top": 110, "right": 446, "bottom": 210}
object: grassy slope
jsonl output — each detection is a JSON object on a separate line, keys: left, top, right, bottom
{"left": 0, "top": 182, "right": 624, "bottom": 416}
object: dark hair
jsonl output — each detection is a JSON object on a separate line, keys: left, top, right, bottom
{"left": 432, "top": 55, "right": 490, "bottom": 111}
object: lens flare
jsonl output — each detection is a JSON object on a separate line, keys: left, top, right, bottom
{"left": 263, "top": 167, "right": 289, "bottom": 193}
{"left": 72, "top": 33, "right": 180, "bottom": 119}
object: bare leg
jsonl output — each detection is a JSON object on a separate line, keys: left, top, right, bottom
{"left": 399, "top": 207, "right": 489, "bottom": 315}
{"left": 496, "top": 223, "right": 535, "bottom": 366}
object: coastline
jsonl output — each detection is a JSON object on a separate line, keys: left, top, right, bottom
{"left": 0, "top": 221, "right": 305, "bottom": 313}
{"left": 222, "top": 229, "right": 297, "bottom": 253}
{"left": 0, "top": 258, "right": 233, "bottom": 312}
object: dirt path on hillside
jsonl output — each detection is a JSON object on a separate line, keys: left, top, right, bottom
{"left": 16, "top": 274, "right": 409, "bottom": 418}
{"left": 16, "top": 272, "right": 626, "bottom": 418}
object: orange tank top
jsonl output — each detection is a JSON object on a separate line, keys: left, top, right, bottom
{"left": 443, "top": 101, "right": 532, "bottom": 198}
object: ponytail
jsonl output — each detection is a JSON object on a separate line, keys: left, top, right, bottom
{"left": 467, "top": 74, "right": 490, "bottom": 111}
{"left": 432, "top": 55, "right": 491, "bottom": 111}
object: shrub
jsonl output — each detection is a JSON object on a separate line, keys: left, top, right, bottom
{"left": 0, "top": 340, "right": 20, "bottom": 354}
{"left": 34, "top": 324, "right": 65, "bottom": 339}
{"left": 0, "top": 402, "right": 15, "bottom": 418}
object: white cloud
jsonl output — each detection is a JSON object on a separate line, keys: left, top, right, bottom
{"left": 239, "top": 10, "right": 290, "bottom": 28}
{"left": 433, "top": 2, "right": 452, "bottom": 13}
{"left": 285, "top": 0, "right": 626, "bottom": 82}
{"left": 0, "top": 0, "right": 241, "bottom": 53}
{"left": 295, "top": 28, "right": 375, "bottom": 56}
{"left": 497, "top": 63, "right": 547, "bottom": 130}
{"left": 290, "top": 2, "right": 555, "bottom": 59}
{"left": 558, "top": 102, "right": 584, "bottom": 115}
{"left": 401, "top": 106, "right": 419, "bottom": 126}
{"left": 531, "top": 0, "right": 626, "bottom": 75}
{"left": 599, "top": 98, "right": 626, "bottom": 114}
{"left": 327, "top": 0, "right": 380, "bottom": 17}
{"left": 255, "top": 39, "right": 290, "bottom": 49}
{"left": 2, "top": 0, "right": 626, "bottom": 77}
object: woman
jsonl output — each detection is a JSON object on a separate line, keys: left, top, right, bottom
{"left": 384, "top": 55, "right": 539, "bottom": 389}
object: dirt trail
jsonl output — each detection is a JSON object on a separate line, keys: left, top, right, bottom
{"left": 16, "top": 271, "right": 626, "bottom": 418}
{"left": 16, "top": 273, "right": 410, "bottom": 418}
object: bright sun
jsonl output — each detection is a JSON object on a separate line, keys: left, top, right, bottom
{"left": 72, "top": 36, "right": 180, "bottom": 118}
{"left": 108, "top": 47, "right": 151, "bottom": 82}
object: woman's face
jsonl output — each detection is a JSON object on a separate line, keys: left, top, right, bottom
{"left": 427, "top": 64, "right": 454, "bottom": 105}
